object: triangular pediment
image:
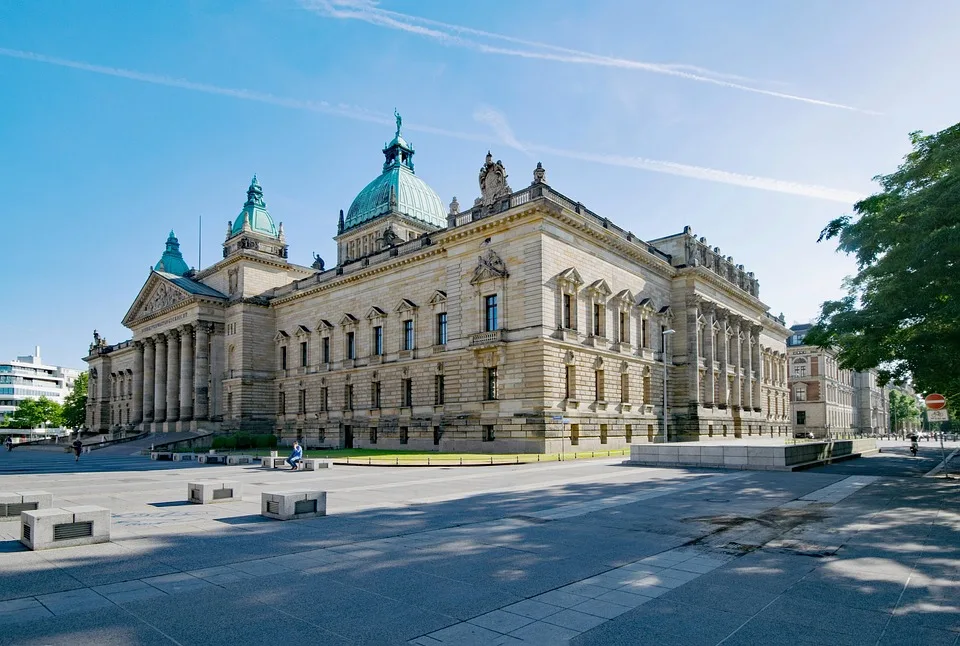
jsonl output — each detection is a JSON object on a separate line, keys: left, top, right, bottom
{"left": 470, "top": 249, "right": 509, "bottom": 285}
{"left": 295, "top": 325, "right": 311, "bottom": 337}
{"left": 366, "top": 306, "right": 387, "bottom": 320}
{"left": 316, "top": 319, "right": 334, "bottom": 331}
{"left": 587, "top": 279, "right": 611, "bottom": 297}
{"left": 429, "top": 290, "right": 447, "bottom": 306}
{"left": 557, "top": 267, "right": 583, "bottom": 286}
{"left": 658, "top": 305, "right": 673, "bottom": 320}
{"left": 613, "top": 289, "right": 634, "bottom": 304}
{"left": 340, "top": 313, "right": 359, "bottom": 326}
{"left": 275, "top": 330, "right": 290, "bottom": 342}
{"left": 394, "top": 298, "right": 418, "bottom": 313}
{"left": 123, "top": 271, "right": 192, "bottom": 327}
{"left": 636, "top": 297, "right": 654, "bottom": 311}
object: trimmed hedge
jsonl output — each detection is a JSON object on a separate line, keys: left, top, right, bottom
{"left": 211, "top": 433, "right": 277, "bottom": 450}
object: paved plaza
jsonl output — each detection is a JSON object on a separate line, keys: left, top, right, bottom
{"left": 0, "top": 444, "right": 958, "bottom": 645}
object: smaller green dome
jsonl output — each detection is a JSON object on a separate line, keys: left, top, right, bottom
{"left": 154, "top": 230, "right": 190, "bottom": 276}
{"left": 231, "top": 175, "right": 278, "bottom": 237}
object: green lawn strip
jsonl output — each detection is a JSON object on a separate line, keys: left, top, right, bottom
{"left": 167, "top": 446, "right": 629, "bottom": 463}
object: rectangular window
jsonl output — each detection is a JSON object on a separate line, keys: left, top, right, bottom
{"left": 484, "top": 294, "right": 498, "bottom": 332}
{"left": 373, "top": 326, "right": 383, "bottom": 356}
{"left": 400, "top": 427, "right": 409, "bottom": 444}
{"left": 280, "top": 346, "right": 287, "bottom": 370}
{"left": 625, "top": 424, "right": 633, "bottom": 443}
{"left": 794, "top": 386, "right": 806, "bottom": 402}
{"left": 593, "top": 304, "right": 602, "bottom": 336}
{"left": 369, "top": 426, "right": 377, "bottom": 444}
{"left": 322, "top": 337, "right": 330, "bottom": 363}
{"left": 227, "top": 392, "right": 233, "bottom": 416}
{"left": 300, "top": 341, "right": 308, "bottom": 367}
{"left": 796, "top": 411, "right": 806, "bottom": 425}
{"left": 600, "top": 424, "right": 608, "bottom": 444}
{"left": 565, "top": 365, "right": 576, "bottom": 399}
{"left": 793, "top": 365, "right": 807, "bottom": 377}
{"left": 372, "top": 381, "right": 381, "bottom": 408}
{"left": 595, "top": 370, "right": 605, "bottom": 401}
{"left": 621, "top": 373, "right": 629, "bottom": 403}
{"left": 641, "top": 318, "right": 649, "bottom": 348}
{"left": 320, "top": 387, "right": 328, "bottom": 412}
{"left": 435, "top": 375, "right": 445, "bottom": 405}
{"left": 298, "top": 389, "right": 306, "bottom": 414}
{"left": 570, "top": 423, "right": 579, "bottom": 446}
{"left": 402, "top": 378, "right": 412, "bottom": 407}
{"left": 484, "top": 367, "right": 498, "bottom": 400}
{"left": 433, "top": 426, "right": 441, "bottom": 446}
{"left": 403, "top": 319, "right": 414, "bottom": 351}
{"left": 482, "top": 425, "right": 495, "bottom": 442}
{"left": 436, "top": 312, "right": 448, "bottom": 345}
{"left": 344, "top": 384, "right": 353, "bottom": 410}
{"left": 563, "top": 294, "right": 573, "bottom": 329}
{"left": 278, "top": 391, "right": 286, "bottom": 415}
{"left": 346, "top": 331, "right": 356, "bottom": 359}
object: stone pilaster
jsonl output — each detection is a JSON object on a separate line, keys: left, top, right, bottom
{"left": 132, "top": 342, "right": 144, "bottom": 425}
{"left": 209, "top": 323, "right": 224, "bottom": 420}
{"left": 702, "top": 303, "right": 715, "bottom": 407}
{"left": 731, "top": 318, "right": 742, "bottom": 408}
{"left": 686, "top": 300, "right": 700, "bottom": 405}
{"left": 165, "top": 329, "right": 181, "bottom": 422}
{"left": 142, "top": 339, "right": 155, "bottom": 423}
{"left": 747, "top": 325, "right": 759, "bottom": 410}
{"left": 717, "top": 311, "right": 729, "bottom": 407}
{"left": 194, "top": 322, "right": 210, "bottom": 420}
{"left": 154, "top": 334, "right": 167, "bottom": 423}
{"left": 179, "top": 325, "right": 195, "bottom": 421}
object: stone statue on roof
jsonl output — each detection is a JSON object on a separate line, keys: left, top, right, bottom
{"left": 394, "top": 109, "right": 402, "bottom": 136}
{"left": 311, "top": 253, "right": 325, "bottom": 271}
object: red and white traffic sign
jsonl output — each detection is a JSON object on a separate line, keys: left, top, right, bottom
{"left": 925, "top": 393, "right": 947, "bottom": 410}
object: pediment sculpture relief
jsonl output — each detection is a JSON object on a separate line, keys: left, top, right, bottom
{"left": 140, "top": 282, "right": 187, "bottom": 316}
{"left": 470, "top": 248, "right": 509, "bottom": 285}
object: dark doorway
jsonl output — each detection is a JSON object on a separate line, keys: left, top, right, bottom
{"left": 344, "top": 425, "right": 354, "bottom": 449}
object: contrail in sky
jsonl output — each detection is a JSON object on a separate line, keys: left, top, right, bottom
{"left": 0, "top": 47, "right": 862, "bottom": 204}
{"left": 300, "top": 0, "right": 879, "bottom": 115}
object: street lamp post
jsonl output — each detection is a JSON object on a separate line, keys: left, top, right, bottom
{"left": 661, "top": 329, "right": 675, "bottom": 444}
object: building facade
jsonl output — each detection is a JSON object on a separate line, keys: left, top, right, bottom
{"left": 0, "top": 347, "right": 81, "bottom": 421}
{"left": 787, "top": 324, "right": 890, "bottom": 437}
{"left": 85, "top": 121, "right": 790, "bottom": 451}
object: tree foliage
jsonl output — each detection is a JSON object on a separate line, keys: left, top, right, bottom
{"left": 1, "top": 397, "right": 63, "bottom": 429}
{"left": 806, "top": 123, "right": 960, "bottom": 404}
{"left": 888, "top": 390, "right": 920, "bottom": 432}
{"left": 61, "top": 372, "right": 88, "bottom": 429}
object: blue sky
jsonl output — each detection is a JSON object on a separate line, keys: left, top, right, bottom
{"left": 1, "top": 0, "right": 958, "bottom": 369}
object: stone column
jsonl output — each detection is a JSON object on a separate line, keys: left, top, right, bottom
{"left": 166, "top": 329, "right": 181, "bottom": 423}
{"left": 746, "top": 326, "right": 757, "bottom": 410}
{"left": 143, "top": 340, "right": 155, "bottom": 423}
{"left": 132, "top": 342, "right": 144, "bottom": 425}
{"left": 209, "top": 323, "right": 224, "bottom": 420}
{"left": 154, "top": 334, "right": 167, "bottom": 423}
{"left": 717, "top": 311, "right": 729, "bottom": 407}
{"left": 731, "top": 319, "right": 742, "bottom": 408}
{"left": 179, "top": 325, "right": 195, "bottom": 421}
{"left": 686, "top": 300, "right": 700, "bottom": 405}
{"left": 753, "top": 333, "right": 763, "bottom": 407}
{"left": 702, "top": 303, "right": 715, "bottom": 407}
{"left": 194, "top": 322, "right": 210, "bottom": 420}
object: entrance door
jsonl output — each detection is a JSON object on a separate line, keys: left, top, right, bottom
{"left": 344, "top": 425, "right": 354, "bottom": 449}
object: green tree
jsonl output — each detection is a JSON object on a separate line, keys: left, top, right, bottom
{"left": 889, "top": 390, "right": 920, "bottom": 434}
{"left": 807, "top": 123, "right": 960, "bottom": 404}
{"left": 61, "top": 372, "right": 88, "bottom": 429}
{"left": 1, "top": 397, "right": 64, "bottom": 429}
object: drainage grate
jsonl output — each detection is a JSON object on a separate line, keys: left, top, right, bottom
{"left": 1, "top": 502, "right": 38, "bottom": 517}
{"left": 22, "top": 523, "right": 31, "bottom": 541}
{"left": 213, "top": 488, "right": 233, "bottom": 500}
{"left": 266, "top": 500, "right": 280, "bottom": 514}
{"left": 294, "top": 499, "right": 317, "bottom": 515}
{"left": 54, "top": 521, "right": 93, "bottom": 541}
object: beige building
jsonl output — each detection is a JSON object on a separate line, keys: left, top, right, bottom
{"left": 85, "top": 122, "right": 791, "bottom": 451}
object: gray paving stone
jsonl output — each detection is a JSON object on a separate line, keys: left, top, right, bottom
{"left": 0, "top": 597, "right": 53, "bottom": 625}
{"left": 467, "top": 609, "right": 535, "bottom": 634}
{"left": 140, "top": 572, "right": 213, "bottom": 595}
{"left": 35, "top": 587, "right": 114, "bottom": 616}
{"left": 660, "top": 581, "right": 777, "bottom": 616}
{"left": 509, "top": 620, "right": 579, "bottom": 644}
{"left": 541, "top": 608, "right": 607, "bottom": 632}
{"left": 594, "top": 589, "right": 654, "bottom": 608}
{"left": 569, "top": 598, "right": 632, "bottom": 620}
{"left": 501, "top": 599, "right": 562, "bottom": 620}
{"left": 532, "top": 589, "right": 592, "bottom": 609}
{"left": 429, "top": 621, "right": 504, "bottom": 645}
{"left": 557, "top": 582, "right": 612, "bottom": 599}
{"left": 92, "top": 580, "right": 168, "bottom": 604}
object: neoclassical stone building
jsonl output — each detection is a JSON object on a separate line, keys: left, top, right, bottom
{"left": 85, "top": 120, "right": 790, "bottom": 451}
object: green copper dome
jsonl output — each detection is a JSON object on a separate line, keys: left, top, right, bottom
{"left": 344, "top": 115, "right": 445, "bottom": 232}
{"left": 231, "top": 175, "right": 278, "bottom": 237}
{"left": 154, "top": 230, "right": 190, "bottom": 276}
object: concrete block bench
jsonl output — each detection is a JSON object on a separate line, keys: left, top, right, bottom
{"left": 188, "top": 480, "right": 241, "bottom": 504}
{"left": 21, "top": 506, "right": 110, "bottom": 550}
{"left": 261, "top": 491, "right": 327, "bottom": 520}
{"left": 300, "top": 458, "right": 333, "bottom": 471}
{"left": 260, "top": 457, "right": 288, "bottom": 469}
{"left": 225, "top": 454, "right": 255, "bottom": 465}
{"left": 1, "top": 491, "right": 53, "bottom": 521}
{"left": 197, "top": 454, "right": 227, "bottom": 465}
{"left": 172, "top": 453, "right": 197, "bottom": 462}
{"left": 150, "top": 451, "right": 174, "bottom": 461}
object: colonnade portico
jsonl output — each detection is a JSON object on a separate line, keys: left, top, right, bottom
{"left": 132, "top": 322, "right": 216, "bottom": 430}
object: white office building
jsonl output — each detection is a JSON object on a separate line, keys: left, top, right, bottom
{"left": 0, "top": 347, "right": 82, "bottom": 421}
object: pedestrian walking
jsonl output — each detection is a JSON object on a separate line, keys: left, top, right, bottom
{"left": 4, "top": 436, "right": 12, "bottom": 452}
{"left": 72, "top": 438, "right": 83, "bottom": 462}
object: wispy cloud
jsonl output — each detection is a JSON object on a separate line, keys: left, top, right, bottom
{"left": 301, "top": 0, "right": 879, "bottom": 115}
{"left": 0, "top": 47, "right": 862, "bottom": 204}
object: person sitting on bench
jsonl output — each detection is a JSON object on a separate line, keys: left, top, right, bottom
{"left": 286, "top": 441, "right": 303, "bottom": 471}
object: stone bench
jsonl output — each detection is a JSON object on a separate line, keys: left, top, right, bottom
{"left": 21, "top": 506, "right": 110, "bottom": 550}
{"left": 0, "top": 491, "right": 53, "bottom": 521}
{"left": 300, "top": 458, "right": 333, "bottom": 471}
{"left": 225, "top": 454, "right": 255, "bottom": 465}
{"left": 261, "top": 491, "right": 327, "bottom": 520}
{"left": 197, "top": 454, "right": 227, "bottom": 465}
{"left": 188, "top": 480, "right": 241, "bottom": 504}
{"left": 150, "top": 451, "right": 174, "bottom": 461}
{"left": 260, "top": 456, "right": 289, "bottom": 468}
{"left": 172, "top": 453, "right": 197, "bottom": 462}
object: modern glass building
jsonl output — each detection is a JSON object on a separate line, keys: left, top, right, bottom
{"left": 0, "top": 347, "right": 82, "bottom": 422}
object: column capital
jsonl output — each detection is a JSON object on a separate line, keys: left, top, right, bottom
{"left": 178, "top": 323, "right": 195, "bottom": 336}
{"left": 165, "top": 328, "right": 180, "bottom": 341}
{"left": 699, "top": 300, "right": 716, "bottom": 316}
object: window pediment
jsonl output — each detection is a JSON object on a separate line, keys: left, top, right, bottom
{"left": 636, "top": 297, "right": 654, "bottom": 312}
{"left": 274, "top": 330, "right": 290, "bottom": 343}
{"left": 429, "top": 290, "right": 447, "bottom": 306}
{"left": 557, "top": 267, "right": 583, "bottom": 288}
{"left": 366, "top": 306, "right": 387, "bottom": 320}
{"left": 470, "top": 249, "right": 509, "bottom": 285}
{"left": 339, "top": 313, "right": 359, "bottom": 326}
{"left": 295, "top": 325, "right": 311, "bottom": 337}
{"left": 613, "top": 289, "right": 634, "bottom": 306}
{"left": 587, "top": 279, "right": 611, "bottom": 297}
{"left": 395, "top": 298, "right": 418, "bottom": 313}
{"left": 316, "top": 319, "right": 334, "bottom": 332}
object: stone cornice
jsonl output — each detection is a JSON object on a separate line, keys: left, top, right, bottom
{"left": 195, "top": 251, "right": 312, "bottom": 280}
